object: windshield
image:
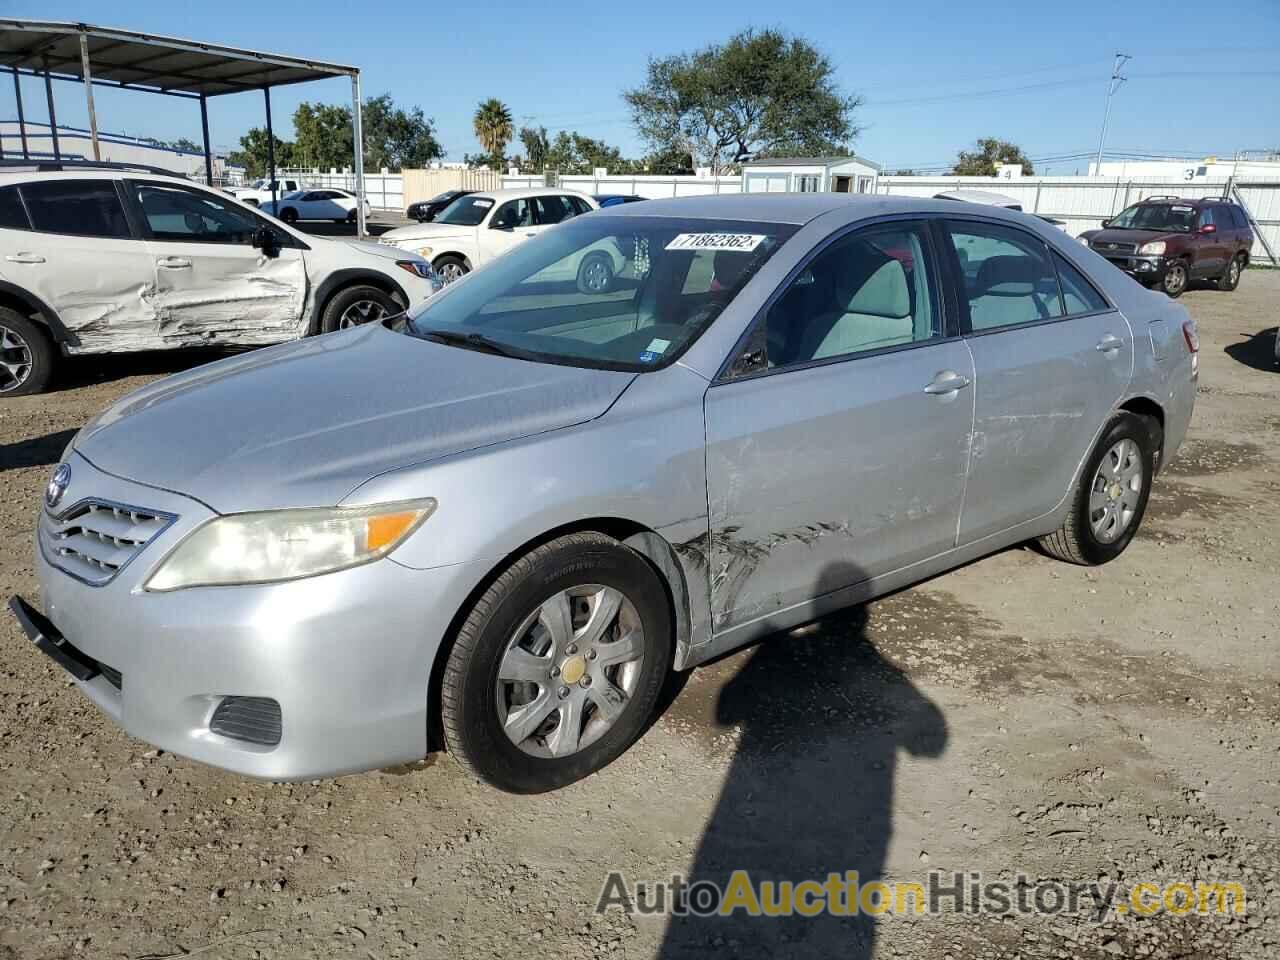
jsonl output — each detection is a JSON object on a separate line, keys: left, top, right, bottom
{"left": 1109, "top": 203, "right": 1196, "bottom": 233}
{"left": 404, "top": 215, "right": 796, "bottom": 372}
{"left": 435, "top": 195, "right": 495, "bottom": 226}
{"left": 429, "top": 190, "right": 460, "bottom": 203}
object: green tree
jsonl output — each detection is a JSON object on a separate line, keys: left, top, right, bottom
{"left": 361, "top": 94, "right": 444, "bottom": 169}
{"left": 543, "top": 131, "right": 630, "bottom": 174}
{"left": 227, "top": 127, "right": 295, "bottom": 179}
{"left": 950, "top": 138, "right": 1035, "bottom": 176}
{"left": 639, "top": 145, "right": 695, "bottom": 175}
{"left": 624, "top": 28, "right": 861, "bottom": 174}
{"left": 292, "top": 102, "right": 353, "bottom": 171}
{"left": 519, "top": 126, "right": 550, "bottom": 173}
{"left": 473, "top": 99, "right": 514, "bottom": 160}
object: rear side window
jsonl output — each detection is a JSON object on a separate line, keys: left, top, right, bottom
{"left": 1226, "top": 205, "right": 1248, "bottom": 229}
{"left": 1051, "top": 251, "right": 1109, "bottom": 314}
{"left": 945, "top": 221, "right": 1063, "bottom": 331}
{"left": 533, "top": 195, "right": 578, "bottom": 225}
{"left": 0, "top": 185, "right": 29, "bottom": 230}
{"left": 22, "top": 180, "right": 132, "bottom": 239}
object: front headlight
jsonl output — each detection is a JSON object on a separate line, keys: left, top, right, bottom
{"left": 1078, "top": 236, "right": 1091, "bottom": 245}
{"left": 395, "top": 259, "right": 435, "bottom": 280}
{"left": 1138, "top": 240, "right": 1166, "bottom": 256}
{"left": 145, "top": 498, "right": 436, "bottom": 591}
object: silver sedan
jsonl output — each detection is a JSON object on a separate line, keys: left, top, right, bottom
{"left": 12, "top": 194, "right": 1197, "bottom": 793}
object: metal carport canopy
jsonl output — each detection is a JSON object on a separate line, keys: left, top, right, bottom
{"left": 0, "top": 19, "right": 368, "bottom": 233}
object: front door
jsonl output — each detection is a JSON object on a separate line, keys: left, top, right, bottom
{"left": 479, "top": 196, "right": 537, "bottom": 265}
{"left": 704, "top": 218, "right": 973, "bottom": 634}
{"left": 941, "top": 218, "right": 1134, "bottom": 544}
{"left": 127, "top": 180, "right": 307, "bottom": 347}
{"left": 5, "top": 178, "right": 158, "bottom": 353}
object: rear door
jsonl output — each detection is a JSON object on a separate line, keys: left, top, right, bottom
{"left": 942, "top": 218, "right": 1133, "bottom": 544}
{"left": 126, "top": 179, "right": 308, "bottom": 346}
{"left": 6, "top": 177, "right": 160, "bottom": 353}
{"left": 704, "top": 218, "right": 974, "bottom": 632}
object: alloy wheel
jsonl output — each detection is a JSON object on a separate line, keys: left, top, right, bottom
{"left": 0, "top": 324, "right": 33, "bottom": 393}
{"left": 1227, "top": 259, "right": 1240, "bottom": 286}
{"left": 1089, "top": 438, "right": 1143, "bottom": 544}
{"left": 580, "top": 258, "right": 612, "bottom": 293}
{"left": 438, "top": 262, "right": 466, "bottom": 284}
{"left": 1164, "top": 263, "right": 1186, "bottom": 296}
{"left": 495, "top": 585, "right": 645, "bottom": 758}
{"left": 337, "top": 299, "right": 387, "bottom": 329}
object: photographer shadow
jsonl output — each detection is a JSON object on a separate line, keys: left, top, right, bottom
{"left": 659, "top": 561, "right": 948, "bottom": 958}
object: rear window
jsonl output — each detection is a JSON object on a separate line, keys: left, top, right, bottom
{"left": 22, "top": 180, "right": 132, "bottom": 238}
{"left": 0, "top": 185, "right": 29, "bottom": 230}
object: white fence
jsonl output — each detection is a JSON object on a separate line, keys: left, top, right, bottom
{"left": 284, "top": 170, "right": 404, "bottom": 212}
{"left": 502, "top": 172, "right": 744, "bottom": 199}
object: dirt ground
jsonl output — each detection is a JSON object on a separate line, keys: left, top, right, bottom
{"left": 1, "top": 272, "right": 1277, "bottom": 960}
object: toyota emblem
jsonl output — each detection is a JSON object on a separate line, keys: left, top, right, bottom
{"left": 45, "top": 462, "right": 71, "bottom": 510}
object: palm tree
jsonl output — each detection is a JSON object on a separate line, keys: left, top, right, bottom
{"left": 473, "top": 99, "right": 514, "bottom": 161}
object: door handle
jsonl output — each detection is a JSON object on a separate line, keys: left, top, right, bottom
{"left": 4, "top": 253, "right": 45, "bottom": 264}
{"left": 1096, "top": 334, "right": 1124, "bottom": 353}
{"left": 157, "top": 257, "right": 192, "bottom": 269}
{"left": 524, "top": 231, "right": 537, "bottom": 237}
{"left": 924, "top": 370, "right": 971, "bottom": 395}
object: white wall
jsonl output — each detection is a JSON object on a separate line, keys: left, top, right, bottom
{"left": 502, "top": 172, "right": 743, "bottom": 199}
{"left": 1, "top": 120, "right": 240, "bottom": 181}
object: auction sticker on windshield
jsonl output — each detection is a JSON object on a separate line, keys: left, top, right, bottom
{"left": 665, "top": 233, "right": 766, "bottom": 252}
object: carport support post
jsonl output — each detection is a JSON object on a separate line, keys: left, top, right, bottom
{"left": 42, "top": 57, "right": 60, "bottom": 160}
{"left": 350, "top": 72, "right": 366, "bottom": 236}
{"left": 12, "top": 69, "right": 29, "bottom": 159}
{"left": 263, "top": 87, "right": 277, "bottom": 208}
{"left": 199, "top": 94, "right": 213, "bottom": 186}
{"left": 78, "top": 33, "right": 101, "bottom": 161}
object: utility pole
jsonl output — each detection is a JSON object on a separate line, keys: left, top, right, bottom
{"left": 1094, "top": 53, "right": 1131, "bottom": 175}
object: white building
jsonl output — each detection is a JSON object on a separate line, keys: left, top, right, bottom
{"left": 741, "top": 155, "right": 880, "bottom": 194}
{"left": 1, "top": 120, "right": 243, "bottom": 182}
{"left": 1087, "top": 155, "right": 1280, "bottom": 182}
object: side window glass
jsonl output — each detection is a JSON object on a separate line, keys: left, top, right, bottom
{"left": 0, "top": 185, "right": 30, "bottom": 230}
{"left": 761, "top": 222, "right": 940, "bottom": 369}
{"left": 1051, "top": 251, "right": 1108, "bottom": 314}
{"left": 571, "top": 196, "right": 592, "bottom": 215}
{"left": 533, "top": 195, "right": 574, "bottom": 225}
{"left": 135, "top": 184, "right": 263, "bottom": 244}
{"left": 1199, "top": 207, "right": 1215, "bottom": 229}
{"left": 946, "top": 222, "right": 1063, "bottom": 331}
{"left": 492, "top": 199, "right": 532, "bottom": 229}
{"left": 22, "top": 180, "right": 132, "bottom": 239}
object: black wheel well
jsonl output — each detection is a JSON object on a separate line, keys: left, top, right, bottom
{"left": 432, "top": 252, "right": 471, "bottom": 271}
{"left": 1119, "top": 396, "right": 1166, "bottom": 467}
{"left": 0, "top": 287, "right": 63, "bottom": 342}
{"left": 425, "top": 517, "right": 680, "bottom": 754}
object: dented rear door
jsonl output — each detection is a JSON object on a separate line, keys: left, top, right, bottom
{"left": 128, "top": 180, "right": 308, "bottom": 348}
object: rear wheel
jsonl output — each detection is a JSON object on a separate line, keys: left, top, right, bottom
{"left": 1160, "top": 260, "right": 1188, "bottom": 298}
{"left": 1038, "top": 412, "right": 1156, "bottom": 565}
{"left": 1217, "top": 253, "right": 1244, "bottom": 292}
{"left": 0, "top": 309, "right": 55, "bottom": 397}
{"left": 433, "top": 255, "right": 469, "bottom": 285}
{"left": 319, "top": 284, "right": 400, "bottom": 333}
{"left": 440, "top": 533, "right": 672, "bottom": 793}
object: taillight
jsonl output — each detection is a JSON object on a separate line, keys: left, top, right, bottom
{"left": 1182, "top": 320, "right": 1199, "bottom": 353}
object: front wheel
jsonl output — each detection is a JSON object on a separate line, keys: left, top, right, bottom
{"left": 319, "top": 284, "right": 400, "bottom": 333}
{"left": 433, "top": 255, "right": 469, "bottom": 285}
{"left": 0, "top": 309, "right": 55, "bottom": 397}
{"left": 576, "top": 251, "right": 615, "bottom": 294}
{"left": 440, "top": 533, "right": 672, "bottom": 793}
{"left": 1160, "top": 260, "right": 1188, "bottom": 298}
{"left": 1037, "top": 412, "right": 1156, "bottom": 565}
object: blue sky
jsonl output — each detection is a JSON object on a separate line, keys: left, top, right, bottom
{"left": 7, "top": 0, "right": 1280, "bottom": 173}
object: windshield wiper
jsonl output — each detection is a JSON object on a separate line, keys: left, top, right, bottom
{"left": 416, "top": 328, "right": 528, "bottom": 360}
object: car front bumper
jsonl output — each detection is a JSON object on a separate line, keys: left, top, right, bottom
{"left": 1097, "top": 252, "right": 1167, "bottom": 283}
{"left": 14, "top": 453, "right": 488, "bottom": 780}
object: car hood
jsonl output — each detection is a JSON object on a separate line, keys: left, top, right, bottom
{"left": 337, "top": 238, "right": 422, "bottom": 263}
{"left": 74, "top": 325, "right": 636, "bottom": 512}
{"left": 380, "top": 222, "right": 476, "bottom": 244}
{"left": 1084, "top": 228, "right": 1181, "bottom": 247}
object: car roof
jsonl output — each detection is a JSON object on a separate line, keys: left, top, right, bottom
{"left": 933, "top": 188, "right": 1021, "bottom": 208}
{"left": 468, "top": 186, "right": 593, "bottom": 202}
{"left": 0, "top": 168, "right": 195, "bottom": 185}
{"left": 594, "top": 192, "right": 1042, "bottom": 227}
{"left": 1135, "top": 196, "right": 1232, "bottom": 207}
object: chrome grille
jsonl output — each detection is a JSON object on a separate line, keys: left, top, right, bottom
{"left": 41, "top": 500, "right": 176, "bottom": 586}
{"left": 1092, "top": 240, "right": 1138, "bottom": 254}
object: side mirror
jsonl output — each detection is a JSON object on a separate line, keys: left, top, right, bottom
{"left": 1199, "top": 223, "right": 1217, "bottom": 235}
{"left": 252, "top": 226, "right": 281, "bottom": 258}
{"left": 490, "top": 220, "right": 513, "bottom": 231}
{"left": 1100, "top": 219, "right": 1111, "bottom": 228}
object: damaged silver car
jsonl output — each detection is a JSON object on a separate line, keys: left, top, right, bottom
{"left": 0, "top": 162, "right": 439, "bottom": 395}
{"left": 12, "top": 194, "right": 1197, "bottom": 792}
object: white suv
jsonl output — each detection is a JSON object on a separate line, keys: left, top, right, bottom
{"left": 379, "top": 188, "right": 598, "bottom": 284}
{"left": 0, "top": 165, "right": 439, "bottom": 396}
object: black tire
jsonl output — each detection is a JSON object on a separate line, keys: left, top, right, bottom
{"left": 1160, "top": 260, "right": 1188, "bottom": 298}
{"left": 576, "top": 251, "right": 615, "bottom": 294}
{"left": 318, "top": 284, "right": 400, "bottom": 334}
{"left": 280, "top": 207, "right": 298, "bottom": 224}
{"left": 440, "top": 532, "right": 672, "bottom": 793}
{"left": 0, "top": 308, "right": 55, "bottom": 397}
{"left": 433, "top": 255, "right": 469, "bottom": 285}
{"left": 1037, "top": 412, "right": 1157, "bottom": 565}
{"left": 1217, "top": 253, "right": 1244, "bottom": 292}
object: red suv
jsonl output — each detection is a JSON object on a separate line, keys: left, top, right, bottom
{"left": 1078, "top": 196, "right": 1254, "bottom": 298}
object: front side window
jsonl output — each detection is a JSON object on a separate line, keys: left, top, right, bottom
{"left": 492, "top": 199, "right": 533, "bottom": 229}
{"left": 760, "top": 221, "right": 941, "bottom": 369}
{"left": 1109, "top": 203, "right": 1196, "bottom": 233}
{"left": 134, "top": 183, "right": 263, "bottom": 244}
{"left": 22, "top": 180, "right": 132, "bottom": 239}
{"left": 405, "top": 216, "right": 795, "bottom": 371}
{"left": 1199, "top": 207, "right": 1216, "bottom": 229}
{"left": 946, "top": 221, "right": 1063, "bottom": 331}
